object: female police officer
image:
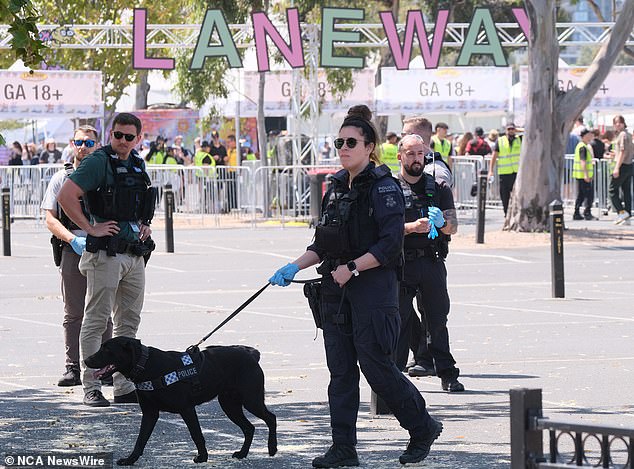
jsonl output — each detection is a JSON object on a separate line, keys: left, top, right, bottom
{"left": 269, "top": 105, "right": 442, "bottom": 467}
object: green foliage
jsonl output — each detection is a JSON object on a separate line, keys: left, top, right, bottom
{"left": 13, "top": 0, "right": 187, "bottom": 115}
{"left": 0, "top": 0, "right": 48, "bottom": 67}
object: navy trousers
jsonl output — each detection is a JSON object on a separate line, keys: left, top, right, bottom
{"left": 320, "top": 267, "right": 434, "bottom": 446}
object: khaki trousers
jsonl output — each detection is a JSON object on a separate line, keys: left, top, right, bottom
{"left": 60, "top": 247, "right": 112, "bottom": 366}
{"left": 79, "top": 250, "right": 145, "bottom": 396}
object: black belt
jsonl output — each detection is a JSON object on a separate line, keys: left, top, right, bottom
{"left": 404, "top": 247, "right": 438, "bottom": 261}
{"left": 86, "top": 235, "right": 141, "bottom": 256}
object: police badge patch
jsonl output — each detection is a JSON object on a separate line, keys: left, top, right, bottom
{"left": 384, "top": 194, "right": 397, "bottom": 208}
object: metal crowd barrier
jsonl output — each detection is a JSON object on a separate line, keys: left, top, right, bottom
{"left": 511, "top": 388, "right": 633, "bottom": 469}
{"left": 1, "top": 157, "right": 631, "bottom": 226}
{"left": 450, "top": 155, "right": 631, "bottom": 216}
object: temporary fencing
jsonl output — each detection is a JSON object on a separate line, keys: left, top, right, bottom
{"left": 1, "top": 157, "right": 630, "bottom": 227}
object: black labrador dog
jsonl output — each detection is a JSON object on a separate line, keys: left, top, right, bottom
{"left": 85, "top": 337, "right": 277, "bottom": 465}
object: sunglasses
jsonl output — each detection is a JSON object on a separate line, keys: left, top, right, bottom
{"left": 73, "top": 139, "right": 96, "bottom": 148}
{"left": 112, "top": 131, "right": 137, "bottom": 142}
{"left": 334, "top": 137, "right": 367, "bottom": 150}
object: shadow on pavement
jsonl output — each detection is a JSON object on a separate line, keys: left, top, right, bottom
{"left": 0, "top": 388, "right": 511, "bottom": 468}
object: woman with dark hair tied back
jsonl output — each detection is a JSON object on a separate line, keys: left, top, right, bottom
{"left": 269, "top": 104, "right": 442, "bottom": 467}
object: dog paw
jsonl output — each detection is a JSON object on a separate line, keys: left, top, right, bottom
{"left": 232, "top": 451, "right": 248, "bottom": 459}
{"left": 268, "top": 445, "right": 277, "bottom": 457}
{"left": 116, "top": 457, "right": 136, "bottom": 466}
{"left": 193, "top": 453, "right": 208, "bottom": 463}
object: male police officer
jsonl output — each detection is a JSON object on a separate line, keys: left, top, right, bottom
{"left": 41, "top": 125, "right": 113, "bottom": 387}
{"left": 395, "top": 134, "right": 464, "bottom": 392}
{"left": 58, "top": 113, "right": 156, "bottom": 407}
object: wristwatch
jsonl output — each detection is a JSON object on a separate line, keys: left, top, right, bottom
{"left": 346, "top": 261, "right": 360, "bottom": 277}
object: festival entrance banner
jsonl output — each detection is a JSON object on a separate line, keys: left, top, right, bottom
{"left": 516, "top": 66, "right": 634, "bottom": 112}
{"left": 240, "top": 69, "right": 375, "bottom": 116}
{"left": 375, "top": 66, "right": 512, "bottom": 115}
{"left": 0, "top": 70, "right": 103, "bottom": 118}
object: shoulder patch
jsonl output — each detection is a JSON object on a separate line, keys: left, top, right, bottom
{"left": 383, "top": 194, "right": 398, "bottom": 208}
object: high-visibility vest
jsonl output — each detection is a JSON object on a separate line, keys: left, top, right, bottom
{"left": 381, "top": 142, "right": 399, "bottom": 172}
{"left": 148, "top": 151, "right": 165, "bottom": 165}
{"left": 573, "top": 142, "right": 594, "bottom": 179}
{"left": 194, "top": 151, "right": 215, "bottom": 167}
{"left": 496, "top": 135, "right": 521, "bottom": 175}
{"left": 431, "top": 135, "right": 451, "bottom": 158}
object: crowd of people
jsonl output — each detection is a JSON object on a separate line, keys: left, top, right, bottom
{"left": 380, "top": 116, "right": 633, "bottom": 224}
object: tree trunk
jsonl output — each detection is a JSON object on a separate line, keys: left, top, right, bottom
{"left": 256, "top": 0, "right": 269, "bottom": 165}
{"left": 506, "top": 0, "right": 634, "bottom": 231}
{"left": 257, "top": 70, "right": 267, "bottom": 163}
{"left": 135, "top": 70, "right": 150, "bottom": 110}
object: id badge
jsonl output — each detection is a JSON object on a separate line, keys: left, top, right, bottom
{"left": 130, "top": 222, "right": 140, "bottom": 233}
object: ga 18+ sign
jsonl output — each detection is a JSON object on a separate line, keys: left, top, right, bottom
{"left": 0, "top": 70, "right": 104, "bottom": 118}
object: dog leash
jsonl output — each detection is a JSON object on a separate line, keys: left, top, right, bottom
{"left": 189, "top": 277, "right": 322, "bottom": 351}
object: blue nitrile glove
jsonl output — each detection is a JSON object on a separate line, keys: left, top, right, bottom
{"left": 269, "top": 263, "right": 300, "bottom": 287}
{"left": 70, "top": 236, "right": 86, "bottom": 255}
{"left": 428, "top": 224, "right": 439, "bottom": 240}
{"left": 428, "top": 206, "right": 445, "bottom": 228}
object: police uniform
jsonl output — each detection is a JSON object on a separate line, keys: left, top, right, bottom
{"left": 69, "top": 146, "right": 156, "bottom": 398}
{"left": 308, "top": 162, "right": 436, "bottom": 446}
{"left": 395, "top": 172, "right": 461, "bottom": 385}
{"left": 41, "top": 164, "right": 113, "bottom": 383}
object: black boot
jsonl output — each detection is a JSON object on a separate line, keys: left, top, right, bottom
{"left": 312, "top": 444, "right": 359, "bottom": 468}
{"left": 58, "top": 364, "right": 81, "bottom": 386}
{"left": 573, "top": 211, "right": 584, "bottom": 220}
{"left": 440, "top": 368, "right": 465, "bottom": 392}
{"left": 399, "top": 419, "right": 443, "bottom": 464}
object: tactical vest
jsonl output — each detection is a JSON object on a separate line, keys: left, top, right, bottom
{"left": 496, "top": 135, "right": 521, "bottom": 175}
{"left": 85, "top": 150, "right": 157, "bottom": 225}
{"left": 573, "top": 142, "right": 594, "bottom": 179}
{"left": 58, "top": 163, "right": 91, "bottom": 232}
{"left": 314, "top": 163, "right": 391, "bottom": 261}
{"left": 399, "top": 172, "right": 449, "bottom": 255}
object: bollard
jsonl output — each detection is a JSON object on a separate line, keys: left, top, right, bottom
{"left": 164, "top": 183, "right": 175, "bottom": 253}
{"left": 510, "top": 388, "right": 544, "bottom": 469}
{"left": 549, "top": 200, "right": 564, "bottom": 298}
{"left": 476, "top": 170, "right": 488, "bottom": 244}
{"left": 370, "top": 390, "right": 391, "bottom": 416}
{"left": 2, "top": 187, "right": 10, "bottom": 256}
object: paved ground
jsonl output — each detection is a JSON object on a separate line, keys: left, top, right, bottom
{"left": 0, "top": 211, "right": 633, "bottom": 468}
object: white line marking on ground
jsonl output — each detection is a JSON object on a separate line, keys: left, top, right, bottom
{"left": 455, "top": 302, "right": 634, "bottom": 322}
{"left": 144, "top": 298, "right": 312, "bottom": 321}
{"left": 0, "top": 315, "right": 59, "bottom": 327}
{"left": 146, "top": 264, "right": 186, "bottom": 273}
{"left": 452, "top": 252, "right": 533, "bottom": 263}
{"left": 179, "top": 242, "right": 295, "bottom": 260}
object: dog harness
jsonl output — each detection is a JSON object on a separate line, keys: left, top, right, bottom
{"left": 134, "top": 353, "right": 201, "bottom": 392}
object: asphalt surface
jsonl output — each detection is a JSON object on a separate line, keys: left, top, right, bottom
{"left": 0, "top": 213, "right": 633, "bottom": 468}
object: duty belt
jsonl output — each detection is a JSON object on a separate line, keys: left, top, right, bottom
{"left": 404, "top": 247, "right": 439, "bottom": 261}
{"left": 86, "top": 235, "right": 143, "bottom": 257}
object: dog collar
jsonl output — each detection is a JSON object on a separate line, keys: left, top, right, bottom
{"left": 128, "top": 345, "right": 149, "bottom": 380}
{"left": 135, "top": 353, "right": 198, "bottom": 392}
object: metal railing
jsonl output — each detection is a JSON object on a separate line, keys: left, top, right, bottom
{"left": 1, "top": 157, "right": 631, "bottom": 227}
{"left": 510, "top": 388, "right": 633, "bottom": 469}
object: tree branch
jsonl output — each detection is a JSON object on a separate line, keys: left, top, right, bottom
{"left": 559, "top": 0, "right": 634, "bottom": 120}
